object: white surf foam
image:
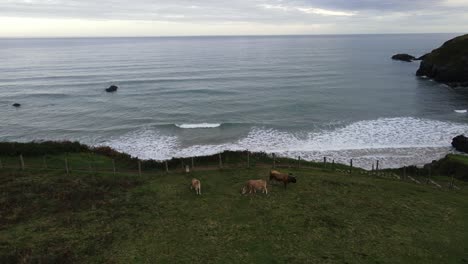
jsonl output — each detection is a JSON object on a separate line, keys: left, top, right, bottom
{"left": 103, "top": 129, "right": 178, "bottom": 160}
{"left": 175, "top": 123, "right": 221, "bottom": 129}
{"left": 454, "top": 110, "right": 467, "bottom": 113}
{"left": 102, "top": 117, "right": 468, "bottom": 169}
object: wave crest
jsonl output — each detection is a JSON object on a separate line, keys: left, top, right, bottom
{"left": 175, "top": 123, "right": 221, "bottom": 129}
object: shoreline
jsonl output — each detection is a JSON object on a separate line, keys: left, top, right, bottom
{"left": 1, "top": 140, "right": 467, "bottom": 181}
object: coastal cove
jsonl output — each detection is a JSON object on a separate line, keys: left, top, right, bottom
{"left": 2, "top": 34, "right": 468, "bottom": 169}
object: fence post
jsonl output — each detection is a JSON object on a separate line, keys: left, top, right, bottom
{"left": 138, "top": 160, "right": 142, "bottom": 176}
{"left": 247, "top": 152, "right": 250, "bottom": 168}
{"left": 92, "top": 153, "right": 97, "bottom": 176}
{"left": 191, "top": 157, "right": 194, "bottom": 170}
{"left": 371, "top": 163, "right": 374, "bottom": 172}
{"left": 427, "top": 165, "right": 432, "bottom": 184}
{"left": 112, "top": 159, "right": 116, "bottom": 176}
{"left": 43, "top": 156, "right": 48, "bottom": 169}
{"left": 65, "top": 158, "right": 69, "bottom": 176}
{"left": 165, "top": 160, "right": 169, "bottom": 173}
{"left": 19, "top": 154, "right": 25, "bottom": 170}
{"left": 273, "top": 153, "right": 276, "bottom": 168}
{"left": 219, "top": 153, "right": 223, "bottom": 169}
{"left": 298, "top": 156, "right": 301, "bottom": 168}
{"left": 349, "top": 159, "right": 353, "bottom": 174}
{"left": 376, "top": 160, "right": 379, "bottom": 171}
{"left": 450, "top": 174, "right": 455, "bottom": 189}
{"left": 323, "top": 157, "right": 327, "bottom": 165}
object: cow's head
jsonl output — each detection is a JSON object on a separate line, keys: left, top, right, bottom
{"left": 288, "top": 176, "right": 297, "bottom": 183}
{"left": 241, "top": 186, "right": 248, "bottom": 195}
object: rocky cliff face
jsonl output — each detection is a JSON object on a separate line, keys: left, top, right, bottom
{"left": 416, "top": 34, "right": 468, "bottom": 87}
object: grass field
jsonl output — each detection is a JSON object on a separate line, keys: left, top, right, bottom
{"left": 1, "top": 152, "right": 468, "bottom": 263}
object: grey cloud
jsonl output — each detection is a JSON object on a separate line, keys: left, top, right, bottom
{"left": 297, "top": 0, "right": 440, "bottom": 11}
{"left": 0, "top": 0, "right": 467, "bottom": 32}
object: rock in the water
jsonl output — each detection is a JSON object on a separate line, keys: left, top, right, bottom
{"left": 416, "top": 34, "right": 468, "bottom": 87}
{"left": 105, "top": 85, "right": 118, "bottom": 92}
{"left": 392, "top": 54, "right": 416, "bottom": 62}
{"left": 416, "top": 53, "right": 429, "bottom": 61}
{"left": 12, "top": 103, "right": 21, "bottom": 107}
{"left": 452, "top": 135, "right": 468, "bottom": 153}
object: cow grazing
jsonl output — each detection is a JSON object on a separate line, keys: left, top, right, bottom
{"left": 241, "top": 179, "right": 268, "bottom": 195}
{"left": 190, "top": 178, "right": 201, "bottom": 195}
{"left": 269, "top": 170, "right": 297, "bottom": 189}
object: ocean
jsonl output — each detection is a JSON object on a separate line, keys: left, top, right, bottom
{"left": 1, "top": 34, "right": 468, "bottom": 168}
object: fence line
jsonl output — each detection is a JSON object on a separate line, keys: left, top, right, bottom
{"left": 0, "top": 153, "right": 460, "bottom": 190}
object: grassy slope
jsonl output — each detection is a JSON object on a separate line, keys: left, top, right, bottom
{"left": 426, "top": 34, "right": 468, "bottom": 66}
{"left": 1, "top": 154, "right": 468, "bottom": 263}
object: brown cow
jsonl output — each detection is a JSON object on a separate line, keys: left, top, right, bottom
{"left": 190, "top": 178, "right": 201, "bottom": 195}
{"left": 269, "top": 170, "right": 296, "bottom": 189}
{"left": 241, "top": 179, "right": 268, "bottom": 195}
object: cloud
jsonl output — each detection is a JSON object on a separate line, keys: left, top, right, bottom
{"left": 259, "top": 4, "right": 355, "bottom": 16}
{"left": 0, "top": 0, "right": 467, "bottom": 36}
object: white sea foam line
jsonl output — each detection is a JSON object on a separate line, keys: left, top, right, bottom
{"left": 102, "top": 117, "right": 468, "bottom": 168}
{"left": 455, "top": 110, "right": 467, "bottom": 113}
{"left": 103, "top": 129, "right": 178, "bottom": 160}
{"left": 175, "top": 123, "right": 221, "bottom": 129}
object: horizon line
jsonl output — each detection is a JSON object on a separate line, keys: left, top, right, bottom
{"left": 0, "top": 32, "right": 462, "bottom": 40}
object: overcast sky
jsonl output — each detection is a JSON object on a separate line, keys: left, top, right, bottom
{"left": 1, "top": 0, "right": 467, "bottom": 37}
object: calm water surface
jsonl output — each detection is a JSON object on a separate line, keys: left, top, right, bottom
{"left": 1, "top": 34, "right": 468, "bottom": 168}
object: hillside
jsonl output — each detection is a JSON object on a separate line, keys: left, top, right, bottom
{"left": 416, "top": 34, "right": 468, "bottom": 87}
{"left": 1, "top": 148, "right": 468, "bottom": 263}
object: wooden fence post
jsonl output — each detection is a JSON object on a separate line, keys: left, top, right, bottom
{"left": 112, "top": 159, "right": 116, "bottom": 176}
{"left": 191, "top": 157, "right": 194, "bottom": 170}
{"left": 43, "top": 156, "right": 48, "bottom": 169}
{"left": 247, "top": 152, "right": 250, "bottom": 168}
{"left": 165, "top": 160, "right": 169, "bottom": 173}
{"left": 19, "top": 154, "right": 25, "bottom": 170}
{"left": 376, "top": 160, "right": 379, "bottom": 171}
{"left": 349, "top": 159, "right": 353, "bottom": 174}
{"left": 323, "top": 157, "right": 327, "bottom": 165}
{"left": 65, "top": 158, "right": 69, "bottom": 176}
{"left": 92, "top": 153, "right": 97, "bottom": 176}
{"left": 427, "top": 166, "right": 431, "bottom": 184}
{"left": 138, "top": 160, "right": 142, "bottom": 176}
{"left": 219, "top": 153, "right": 223, "bottom": 169}
{"left": 273, "top": 153, "right": 276, "bottom": 168}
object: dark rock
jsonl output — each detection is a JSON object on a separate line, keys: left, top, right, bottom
{"left": 415, "top": 53, "right": 430, "bottom": 61}
{"left": 12, "top": 103, "right": 21, "bottom": 107}
{"left": 416, "top": 34, "right": 468, "bottom": 87}
{"left": 105, "top": 85, "right": 118, "bottom": 92}
{"left": 392, "top": 54, "right": 416, "bottom": 62}
{"left": 452, "top": 135, "right": 468, "bottom": 153}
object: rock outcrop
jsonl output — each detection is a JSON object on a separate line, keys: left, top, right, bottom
{"left": 416, "top": 34, "right": 468, "bottom": 87}
{"left": 105, "top": 85, "right": 118, "bottom": 92}
{"left": 392, "top": 54, "right": 417, "bottom": 62}
{"left": 452, "top": 135, "right": 468, "bottom": 153}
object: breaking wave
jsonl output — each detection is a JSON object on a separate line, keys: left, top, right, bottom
{"left": 175, "top": 123, "right": 222, "bottom": 129}
{"left": 102, "top": 117, "right": 468, "bottom": 169}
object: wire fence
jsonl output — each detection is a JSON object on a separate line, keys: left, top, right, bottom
{"left": 0, "top": 152, "right": 461, "bottom": 190}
